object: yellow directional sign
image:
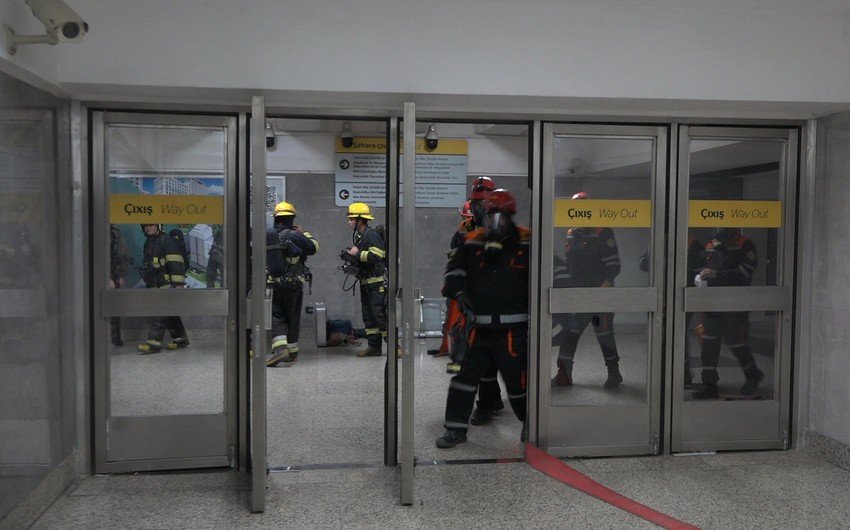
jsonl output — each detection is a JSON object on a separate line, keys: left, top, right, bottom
{"left": 554, "top": 199, "right": 652, "bottom": 227}
{"left": 110, "top": 194, "right": 224, "bottom": 224}
{"left": 335, "top": 136, "right": 468, "bottom": 155}
{"left": 689, "top": 200, "right": 782, "bottom": 228}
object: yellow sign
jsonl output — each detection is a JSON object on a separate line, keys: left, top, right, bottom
{"left": 110, "top": 194, "right": 224, "bottom": 224}
{"left": 554, "top": 199, "right": 652, "bottom": 227}
{"left": 689, "top": 200, "right": 782, "bottom": 228}
{"left": 336, "top": 136, "right": 468, "bottom": 155}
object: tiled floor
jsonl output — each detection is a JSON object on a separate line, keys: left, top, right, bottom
{"left": 32, "top": 450, "right": 850, "bottom": 529}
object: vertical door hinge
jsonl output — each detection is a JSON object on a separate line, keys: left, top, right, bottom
{"left": 653, "top": 432, "right": 660, "bottom": 455}
{"left": 228, "top": 444, "right": 237, "bottom": 468}
{"left": 782, "top": 429, "right": 790, "bottom": 450}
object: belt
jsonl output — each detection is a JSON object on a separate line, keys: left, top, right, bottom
{"left": 474, "top": 313, "right": 528, "bottom": 325}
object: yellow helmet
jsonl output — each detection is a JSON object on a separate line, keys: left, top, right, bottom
{"left": 347, "top": 202, "right": 373, "bottom": 220}
{"left": 274, "top": 201, "right": 296, "bottom": 217}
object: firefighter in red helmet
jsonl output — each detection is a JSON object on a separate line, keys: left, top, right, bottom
{"left": 436, "top": 189, "right": 529, "bottom": 448}
{"left": 551, "top": 191, "right": 623, "bottom": 389}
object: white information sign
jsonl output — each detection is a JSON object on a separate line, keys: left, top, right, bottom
{"left": 334, "top": 137, "right": 468, "bottom": 208}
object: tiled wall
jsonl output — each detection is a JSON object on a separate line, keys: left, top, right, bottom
{"left": 810, "top": 112, "right": 850, "bottom": 446}
{"left": 0, "top": 72, "right": 75, "bottom": 520}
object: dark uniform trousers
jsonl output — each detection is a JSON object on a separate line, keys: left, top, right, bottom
{"left": 445, "top": 325, "right": 527, "bottom": 432}
{"left": 271, "top": 284, "right": 303, "bottom": 347}
{"left": 556, "top": 312, "right": 620, "bottom": 367}
{"left": 699, "top": 311, "right": 759, "bottom": 385}
{"left": 360, "top": 279, "right": 387, "bottom": 349}
{"left": 148, "top": 315, "right": 187, "bottom": 344}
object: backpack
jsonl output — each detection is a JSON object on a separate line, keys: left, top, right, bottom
{"left": 168, "top": 229, "right": 191, "bottom": 270}
{"left": 266, "top": 227, "right": 289, "bottom": 277}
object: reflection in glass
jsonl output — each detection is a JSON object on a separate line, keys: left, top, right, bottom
{"left": 686, "top": 311, "right": 776, "bottom": 401}
{"left": 110, "top": 316, "right": 225, "bottom": 416}
{"left": 550, "top": 312, "right": 649, "bottom": 406}
{"left": 106, "top": 125, "right": 226, "bottom": 289}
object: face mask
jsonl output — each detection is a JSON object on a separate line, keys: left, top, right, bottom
{"left": 484, "top": 211, "right": 510, "bottom": 241}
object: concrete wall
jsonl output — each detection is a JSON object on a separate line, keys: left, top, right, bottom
{"left": 46, "top": 0, "right": 850, "bottom": 104}
{"left": 809, "top": 111, "right": 850, "bottom": 446}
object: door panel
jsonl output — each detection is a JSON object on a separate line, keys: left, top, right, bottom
{"left": 672, "top": 126, "right": 797, "bottom": 451}
{"left": 92, "top": 112, "right": 238, "bottom": 473}
{"left": 539, "top": 123, "right": 667, "bottom": 457}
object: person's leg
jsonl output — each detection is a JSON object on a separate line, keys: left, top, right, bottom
{"left": 110, "top": 316, "right": 123, "bottom": 346}
{"left": 693, "top": 312, "right": 723, "bottom": 398}
{"left": 139, "top": 316, "right": 167, "bottom": 353}
{"left": 469, "top": 360, "right": 504, "bottom": 425}
{"left": 357, "top": 282, "right": 381, "bottom": 356}
{"left": 280, "top": 286, "right": 303, "bottom": 361}
{"left": 493, "top": 325, "right": 528, "bottom": 424}
{"left": 438, "top": 330, "right": 491, "bottom": 448}
{"left": 593, "top": 313, "right": 622, "bottom": 389}
{"left": 267, "top": 286, "right": 289, "bottom": 366}
{"left": 552, "top": 313, "right": 591, "bottom": 387}
{"left": 723, "top": 312, "right": 763, "bottom": 395}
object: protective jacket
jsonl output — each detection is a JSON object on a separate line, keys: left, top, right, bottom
{"left": 353, "top": 226, "right": 385, "bottom": 282}
{"left": 109, "top": 225, "right": 129, "bottom": 283}
{"left": 443, "top": 225, "right": 530, "bottom": 329}
{"left": 704, "top": 231, "right": 756, "bottom": 287}
{"left": 141, "top": 231, "right": 186, "bottom": 288}
{"left": 266, "top": 226, "right": 318, "bottom": 287}
{"left": 560, "top": 227, "right": 620, "bottom": 287}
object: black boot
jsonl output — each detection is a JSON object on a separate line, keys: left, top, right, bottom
{"left": 692, "top": 383, "right": 719, "bottom": 400}
{"left": 603, "top": 361, "right": 623, "bottom": 389}
{"left": 435, "top": 429, "right": 467, "bottom": 448}
{"left": 740, "top": 366, "right": 765, "bottom": 395}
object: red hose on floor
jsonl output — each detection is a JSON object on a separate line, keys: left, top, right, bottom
{"left": 525, "top": 443, "right": 701, "bottom": 530}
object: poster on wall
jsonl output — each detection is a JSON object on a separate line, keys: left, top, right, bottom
{"left": 108, "top": 174, "right": 226, "bottom": 289}
{"left": 334, "top": 137, "right": 467, "bottom": 208}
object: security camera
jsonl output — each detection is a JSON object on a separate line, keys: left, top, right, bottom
{"left": 340, "top": 122, "right": 354, "bottom": 149}
{"left": 425, "top": 124, "right": 438, "bottom": 151}
{"left": 4, "top": 0, "right": 88, "bottom": 55}
{"left": 265, "top": 120, "right": 276, "bottom": 149}
{"left": 566, "top": 158, "right": 585, "bottom": 176}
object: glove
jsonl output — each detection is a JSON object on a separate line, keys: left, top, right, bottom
{"left": 455, "top": 292, "right": 474, "bottom": 314}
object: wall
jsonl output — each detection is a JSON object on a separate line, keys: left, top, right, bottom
{"left": 0, "top": 0, "right": 61, "bottom": 88}
{"left": 42, "top": 0, "right": 850, "bottom": 108}
{"left": 809, "top": 111, "right": 850, "bottom": 446}
{"left": 0, "top": 70, "right": 76, "bottom": 524}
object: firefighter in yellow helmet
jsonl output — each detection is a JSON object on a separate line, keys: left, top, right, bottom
{"left": 344, "top": 202, "right": 387, "bottom": 357}
{"left": 266, "top": 201, "right": 318, "bottom": 367}
{"left": 137, "top": 223, "right": 189, "bottom": 354}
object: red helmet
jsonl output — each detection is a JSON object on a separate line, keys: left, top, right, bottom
{"left": 485, "top": 189, "right": 516, "bottom": 215}
{"left": 458, "top": 201, "right": 473, "bottom": 218}
{"left": 572, "top": 191, "right": 589, "bottom": 200}
{"left": 469, "top": 176, "right": 496, "bottom": 200}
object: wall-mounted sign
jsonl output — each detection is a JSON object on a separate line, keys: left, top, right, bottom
{"left": 334, "top": 137, "right": 467, "bottom": 208}
{"left": 688, "top": 200, "right": 782, "bottom": 228}
{"left": 554, "top": 199, "right": 652, "bottom": 227}
{"left": 109, "top": 193, "right": 224, "bottom": 224}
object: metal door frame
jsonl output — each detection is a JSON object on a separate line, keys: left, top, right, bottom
{"left": 537, "top": 123, "right": 668, "bottom": 457}
{"left": 671, "top": 126, "right": 798, "bottom": 452}
{"left": 91, "top": 111, "right": 239, "bottom": 473}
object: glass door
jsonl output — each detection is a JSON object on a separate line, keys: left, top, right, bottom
{"left": 671, "top": 126, "right": 797, "bottom": 451}
{"left": 92, "top": 112, "right": 238, "bottom": 472}
{"left": 538, "top": 124, "right": 667, "bottom": 456}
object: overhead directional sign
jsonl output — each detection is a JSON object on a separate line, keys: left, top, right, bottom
{"left": 335, "top": 137, "right": 467, "bottom": 208}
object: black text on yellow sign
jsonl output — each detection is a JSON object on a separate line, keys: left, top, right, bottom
{"left": 110, "top": 194, "right": 224, "bottom": 224}
{"left": 688, "top": 200, "right": 782, "bottom": 228}
{"left": 336, "top": 136, "right": 468, "bottom": 155}
{"left": 554, "top": 199, "right": 652, "bottom": 227}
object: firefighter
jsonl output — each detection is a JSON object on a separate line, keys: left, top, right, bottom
{"left": 344, "top": 202, "right": 387, "bottom": 357}
{"left": 429, "top": 200, "right": 477, "bottom": 357}
{"left": 450, "top": 177, "right": 506, "bottom": 426}
{"left": 551, "top": 191, "right": 623, "bottom": 390}
{"left": 692, "top": 228, "right": 764, "bottom": 399}
{"left": 205, "top": 224, "right": 224, "bottom": 288}
{"left": 436, "top": 189, "right": 529, "bottom": 448}
{"left": 109, "top": 224, "right": 129, "bottom": 346}
{"left": 137, "top": 223, "right": 189, "bottom": 354}
{"left": 266, "top": 201, "right": 318, "bottom": 367}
